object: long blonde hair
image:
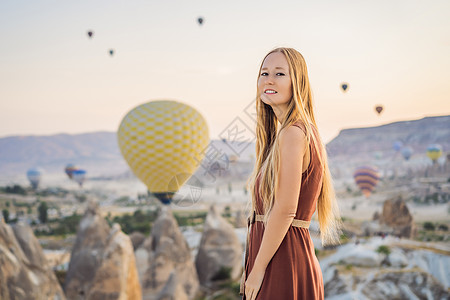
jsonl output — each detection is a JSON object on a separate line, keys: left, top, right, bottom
{"left": 246, "top": 47, "right": 342, "bottom": 246}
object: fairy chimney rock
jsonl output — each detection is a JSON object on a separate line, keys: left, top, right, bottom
{"left": 195, "top": 204, "right": 243, "bottom": 287}
{"left": 65, "top": 201, "right": 141, "bottom": 299}
{"left": 0, "top": 221, "right": 65, "bottom": 299}
{"left": 135, "top": 205, "right": 199, "bottom": 300}
{"left": 379, "top": 196, "right": 416, "bottom": 238}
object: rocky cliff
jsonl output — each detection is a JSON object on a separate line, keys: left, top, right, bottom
{"left": 0, "top": 220, "right": 65, "bottom": 299}
{"left": 64, "top": 201, "right": 141, "bottom": 299}
{"left": 135, "top": 206, "right": 199, "bottom": 300}
{"left": 195, "top": 205, "right": 243, "bottom": 286}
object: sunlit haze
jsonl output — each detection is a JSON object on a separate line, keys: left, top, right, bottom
{"left": 1, "top": 0, "right": 449, "bottom": 143}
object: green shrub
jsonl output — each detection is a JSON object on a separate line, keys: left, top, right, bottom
{"left": 376, "top": 245, "right": 391, "bottom": 255}
{"left": 423, "top": 222, "right": 435, "bottom": 231}
{"left": 438, "top": 224, "right": 448, "bottom": 231}
{"left": 3, "top": 185, "right": 27, "bottom": 195}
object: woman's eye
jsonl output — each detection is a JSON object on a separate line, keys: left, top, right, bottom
{"left": 276, "top": 73, "right": 285, "bottom": 76}
{"left": 261, "top": 72, "right": 268, "bottom": 76}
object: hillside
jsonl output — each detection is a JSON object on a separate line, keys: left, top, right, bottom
{"left": 0, "top": 115, "right": 448, "bottom": 177}
{"left": 0, "top": 132, "right": 125, "bottom": 176}
{"left": 327, "top": 115, "right": 449, "bottom": 160}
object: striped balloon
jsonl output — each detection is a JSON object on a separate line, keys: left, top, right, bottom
{"left": 65, "top": 164, "right": 77, "bottom": 179}
{"left": 353, "top": 166, "right": 380, "bottom": 197}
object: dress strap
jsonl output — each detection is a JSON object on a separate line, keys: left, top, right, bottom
{"left": 292, "top": 121, "right": 307, "bottom": 135}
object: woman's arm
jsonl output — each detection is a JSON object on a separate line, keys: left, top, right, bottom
{"left": 252, "top": 125, "right": 307, "bottom": 271}
{"left": 244, "top": 125, "right": 307, "bottom": 299}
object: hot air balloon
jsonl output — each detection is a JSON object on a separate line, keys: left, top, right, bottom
{"left": 72, "top": 169, "right": 87, "bottom": 187}
{"left": 393, "top": 141, "right": 403, "bottom": 152}
{"left": 375, "top": 105, "right": 383, "bottom": 115}
{"left": 65, "top": 164, "right": 77, "bottom": 179}
{"left": 87, "top": 30, "right": 94, "bottom": 38}
{"left": 109, "top": 49, "right": 114, "bottom": 56}
{"left": 197, "top": 17, "right": 204, "bottom": 26}
{"left": 426, "top": 144, "right": 443, "bottom": 163}
{"left": 27, "top": 168, "right": 43, "bottom": 189}
{"left": 353, "top": 166, "right": 380, "bottom": 197}
{"left": 341, "top": 83, "right": 349, "bottom": 92}
{"left": 401, "top": 147, "right": 413, "bottom": 161}
{"left": 117, "top": 100, "right": 209, "bottom": 205}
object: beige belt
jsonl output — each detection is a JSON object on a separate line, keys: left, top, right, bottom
{"left": 239, "top": 211, "right": 310, "bottom": 295}
{"left": 254, "top": 214, "right": 311, "bottom": 228}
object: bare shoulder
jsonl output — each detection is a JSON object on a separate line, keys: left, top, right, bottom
{"left": 279, "top": 124, "right": 308, "bottom": 155}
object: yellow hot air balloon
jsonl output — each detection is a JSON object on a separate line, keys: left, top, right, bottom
{"left": 426, "top": 144, "right": 442, "bottom": 164}
{"left": 117, "top": 100, "right": 209, "bottom": 205}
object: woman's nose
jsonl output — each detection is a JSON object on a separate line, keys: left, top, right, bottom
{"left": 263, "top": 76, "right": 274, "bottom": 85}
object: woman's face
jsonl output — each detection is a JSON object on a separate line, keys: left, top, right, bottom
{"left": 258, "top": 52, "right": 292, "bottom": 111}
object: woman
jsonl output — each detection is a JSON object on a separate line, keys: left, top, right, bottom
{"left": 240, "top": 48, "right": 342, "bottom": 300}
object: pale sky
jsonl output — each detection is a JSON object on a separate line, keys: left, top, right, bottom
{"left": 1, "top": 0, "right": 449, "bottom": 143}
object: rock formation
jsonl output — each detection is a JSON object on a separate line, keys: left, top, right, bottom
{"left": 324, "top": 267, "right": 448, "bottom": 299}
{"left": 0, "top": 220, "right": 65, "bottom": 299}
{"left": 339, "top": 244, "right": 383, "bottom": 268}
{"left": 234, "top": 209, "right": 248, "bottom": 228}
{"left": 135, "top": 206, "right": 199, "bottom": 300}
{"left": 129, "top": 231, "right": 146, "bottom": 250}
{"left": 195, "top": 205, "right": 243, "bottom": 286}
{"left": 156, "top": 271, "right": 189, "bottom": 300}
{"left": 372, "top": 211, "right": 380, "bottom": 221}
{"left": 386, "top": 248, "right": 408, "bottom": 268}
{"left": 86, "top": 223, "right": 142, "bottom": 299}
{"left": 361, "top": 270, "right": 448, "bottom": 299}
{"left": 379, "top": 196, "right": 417, "bottom": 238}
{"left": 323, "top": 267, "right": 350, "bottom": 297}
{"left": 65, "top": 201, "right": 141, "bottom": 299}
{"left": 321, "top": 236, "right": 450, "bottom": 299}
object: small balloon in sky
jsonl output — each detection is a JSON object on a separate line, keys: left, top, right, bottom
{"left": 65, "top": 163, "right": 77, "bottom": 179}
{"left": 341, "top": 83, "right": 349, "bottom": 92}
{"left": 426, "top": 144, "right": 443, "bottom": 163}
{"left": 109, "top": 49, "right": 115, "bottom": 56}
{"left": 375, "top": 105, "right": 383, "bottom": 115}
{"left": 197, "top": 17, "right": 204, "bottom": 26}
{"left": 87, "top": 30, "right": 94, "bottom": 38}
{"left": 401, "top": 147, "right": 413, "bottom": 161}
{"left": 72, "top": 169, "right": 87, "bottom": 187}
{"left": 27, "top": 167, "right": 43, "bottom": 190}
{"left": 393, "top": 140, "right": 403, "bottom": 152}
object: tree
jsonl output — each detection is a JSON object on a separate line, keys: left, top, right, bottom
{"left": 2, "top": 209, "right": 9, "bottom": 223}
{"left": 38, "top": 201, "right": 48, "bottom": 223}
{"left": 423, "top": 222, "right": 435, "bottom": 231}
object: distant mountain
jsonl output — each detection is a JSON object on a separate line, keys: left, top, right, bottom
{"left": 0, "top": 132, "right": 256, "bottom": 177}
{"left": 326, "top": 115, "right": 450, "bottom": 160}
{"left": 0, "top": 132, "right": 126, "bottom": 176}
{"left": 1, "top": 115, "right": 448, "bottom": 177}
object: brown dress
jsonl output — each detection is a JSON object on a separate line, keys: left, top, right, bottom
{"left": 243, "top": 122, "right": 324, "bottom": 300}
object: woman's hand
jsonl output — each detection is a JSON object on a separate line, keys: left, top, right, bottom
{"left": 245, "top": 265, "right": 266, "bottom": 300}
